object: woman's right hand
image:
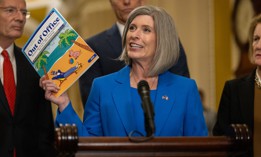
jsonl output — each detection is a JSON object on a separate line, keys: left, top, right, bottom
{"left": 39, "top": 75, "right": 70, "bottom": 112}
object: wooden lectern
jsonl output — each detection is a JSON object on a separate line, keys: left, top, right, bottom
{"left": 55, "top": 124, "right": 251, "bottom": 157}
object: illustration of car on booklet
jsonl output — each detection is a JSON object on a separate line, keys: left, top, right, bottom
{"left": 22, "top": 8, "right": 99, "bottom": 97}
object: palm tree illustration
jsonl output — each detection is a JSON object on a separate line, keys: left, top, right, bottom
{"left": 35, "top": 50, "right": 50, "bottom": 79}
{"left": 58, "top": 29, "right": 93, "bottom": 52}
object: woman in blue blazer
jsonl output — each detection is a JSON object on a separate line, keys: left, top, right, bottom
{"left": 41, "top": 5, "right": 207, "bottom": 137}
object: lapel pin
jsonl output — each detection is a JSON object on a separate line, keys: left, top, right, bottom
{"left": 162, "top": 95, "right": 169, "bottom": 100}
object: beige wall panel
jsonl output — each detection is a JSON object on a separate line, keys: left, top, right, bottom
{"left": 23, "top": 0, "right": 232, "bottom": 118}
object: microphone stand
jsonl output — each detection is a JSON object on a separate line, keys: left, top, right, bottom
{"left": 128, "top": 80, "right": 155, "bottom": 142}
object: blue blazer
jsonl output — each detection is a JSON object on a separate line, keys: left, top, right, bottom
{"left": 79, "top": 24, "right": 190, "bottom": 104}
{"left": 57, "top": 66, "right": 207, "bottom": 137}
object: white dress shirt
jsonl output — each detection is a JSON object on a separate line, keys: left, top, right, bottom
{"left": 116, "top": 21, "right": 125, "bottom": 37}
{"left": 0, "top": 44, "right": 17, "bottom": 85}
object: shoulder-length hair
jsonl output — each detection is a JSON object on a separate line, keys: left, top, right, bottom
{"left": 248, "top": 14, "right": 261, "bottom": 63}
{"left": 119, "top": 5, "right": 180, "bottom": 76}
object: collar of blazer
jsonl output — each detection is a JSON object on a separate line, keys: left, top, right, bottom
{"left": 112, "top": 66, "right": 178, "bottom": 135}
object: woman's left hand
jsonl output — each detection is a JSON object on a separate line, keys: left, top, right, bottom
{"left": 39, "top": 75, "right": 70, "bottom": 112}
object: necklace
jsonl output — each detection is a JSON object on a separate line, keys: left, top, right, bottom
{"left": 131, "top": 71, "right": 158, "bottom": 89}
{"left": 255, "top": 70, "right": 261, "bottom": 89}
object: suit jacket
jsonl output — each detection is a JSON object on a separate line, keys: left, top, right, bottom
{"left": 213, "top": 70, "right": 254, "bottom": 135}
{"left": 213, "top": 70, "right": 255, "bottom": 157}
{"left": 0, "top": 46, "right": 55, "bottom": 157}
{"left": 57, "top": 66, "right": 207, "bottom": 137}
{"left": 79, "top": 24, "right": 190, "bottom": 104}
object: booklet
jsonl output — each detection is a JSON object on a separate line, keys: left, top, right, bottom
{"left": 22, "top": 8, "right": 99, "bottom": 97}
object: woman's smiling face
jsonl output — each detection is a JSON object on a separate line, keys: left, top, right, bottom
{"left": 126, "top": 15, "right": 157, "bottom": 64}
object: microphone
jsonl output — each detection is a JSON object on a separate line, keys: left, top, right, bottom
{"left": 137, "top": 80, "right": 155, "bottom": 137}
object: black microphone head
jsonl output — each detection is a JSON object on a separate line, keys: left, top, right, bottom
{"left": 137, "top": 80, "right": 150, "bottom": 95}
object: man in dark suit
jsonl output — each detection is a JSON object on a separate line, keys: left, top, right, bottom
{"left": 79, "top": 0, "right": 190, "bottom": 104}
{"left": 0, "top": 0, "right": 55, "bottom": 157}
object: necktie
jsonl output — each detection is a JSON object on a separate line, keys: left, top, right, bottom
{"left": 2, "top": 50, "right": 16, "bottom": 115}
